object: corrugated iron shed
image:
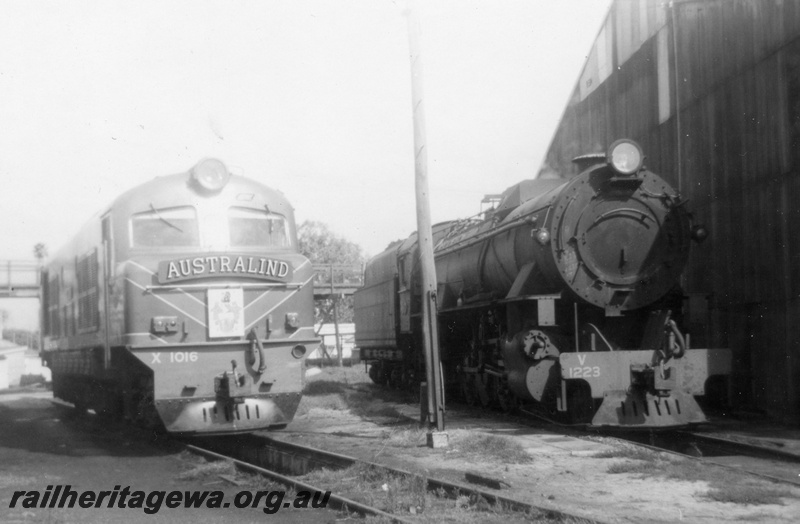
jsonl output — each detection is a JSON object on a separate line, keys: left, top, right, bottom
{"left": 541, "top": 0, "right": 800, "bottom": 422}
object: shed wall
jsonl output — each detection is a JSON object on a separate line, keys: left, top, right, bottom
{"left": 540, "top": 0, "right": 800, "bottom": 421}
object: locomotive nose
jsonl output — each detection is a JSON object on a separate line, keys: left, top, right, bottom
{"left": 576, "top": 198, "right": 671, "bottom": 286}
{"left": 552, "top": 169, "right": 691, "bottom": 312}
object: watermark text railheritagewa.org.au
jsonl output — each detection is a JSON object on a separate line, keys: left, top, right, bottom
{"left": 9, "top": 485, "right": 331, "bottom": 515}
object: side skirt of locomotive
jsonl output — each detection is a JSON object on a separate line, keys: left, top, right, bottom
{"left": 44, "top": 336, "right": 315, "bottom": 435}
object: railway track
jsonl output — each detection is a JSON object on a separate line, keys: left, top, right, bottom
{"left": 677, "top": 430, "right": 800, "bottom": 464}
{"left": 517, "top": 403, "right": 800, "bottom": 487}
{"left": 185, "top": 434, "right": 601, "bottom": 523}
{"left": 406, "top": 389, "right": 800, "bottom": 490}
{"left": 603, "top": 428, "right": 800, "bottom": 488}
{"left": 184, "top": 441, "right": 410, "bottom": 524}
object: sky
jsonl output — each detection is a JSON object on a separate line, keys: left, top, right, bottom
{"left": 0, "top": 0, "right": 611, "bottom": 329}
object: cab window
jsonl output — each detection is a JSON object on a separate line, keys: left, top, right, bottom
{"left": 228, "top": 207, "right": 290, "bottom": 248}
{"left": 130, "top": 206, "right": 199, "bottom": 247}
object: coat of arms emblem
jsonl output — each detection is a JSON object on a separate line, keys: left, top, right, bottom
{"left": 208, "top": 288, "right": 244, "bottom": 338}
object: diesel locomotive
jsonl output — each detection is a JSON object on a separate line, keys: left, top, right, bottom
{"left": 41, "top": 159, "right": 317, "bottom": 435}
{"left": 354, "top": 140, "right": 731, "bottom": 428}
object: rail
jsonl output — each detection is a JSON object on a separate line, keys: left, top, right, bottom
{"left": 186, "top": 442, "right": 411, "bottom": 523}
{"left": 612, "top": 429, "right": 800, "bottom": 488}
{"left": 189, "top": 434, "right": 595, "bottom": 523}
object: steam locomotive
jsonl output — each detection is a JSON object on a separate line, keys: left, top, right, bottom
{"left": 41, "top": 159, "right": 317, "bottom": 434}
{"left": 354, "top": 140, "right": 730, "bottom": 428}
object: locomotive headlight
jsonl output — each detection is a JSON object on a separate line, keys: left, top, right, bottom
{"left": 607, "top": 139, "right": 644, "bottom": 176}
{"left": 192, "top": 158, "right": 231, "bottom": 192}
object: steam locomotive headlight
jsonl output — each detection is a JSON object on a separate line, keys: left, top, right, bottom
{"left": 192, "top": 158, "right": 231, "bottom": 192}
{"left": 607, "top": 139, "right": 644, "bottom": 176}
{"left": 535, "top": 228, "right": 550, "bottom": 245}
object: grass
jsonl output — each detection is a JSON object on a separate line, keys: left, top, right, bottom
{"left": 385, "top": 427, "right": 429, "bottom": 448}
{"left": 297, "top": 365, "right": 409, "bottom": 421}
{"left": 598, "top": 449, "right": 724, "bottom": 484}
{"left": 347, "top": 394, "right": 407, "bottom": 420}
{"left": 593, "top": 445, "right": 661, "bottom": 462}
{"left": 302, "top": 462, "right": 577, "bottom": 523}
{"left": 594, "top": 444, "right": 663, "bottom": 474}
{"left": 704, "top": 485, "right": 791, "bottom": 505}
{"left": 594, "top": 442, "right": 799, "bottom": 506}
{"left": 176, "top": 458, "right": 236, "bottom": 481}
{"left": 300, "top": 366, "right": 533, "bottom": 467}
{"left": 447, "top": 429, "right": 533, "bottom": 464}
{"left": 306, "top": 364, "right": 372, "bottom": 386}
{"left": 237, "top": 471, "right": 293, "bottom": 493}
{"left": 606, "top": 460, "right": 655, "bottom": 475}
{"left": 302, "top": 462, "right": 428, "bottom": 515}
{"left": 304, "top": 380, "right": 348, "bottom": 396}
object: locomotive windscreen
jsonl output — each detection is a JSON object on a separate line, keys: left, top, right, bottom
{"left": 131, "top": 206, "right": 200, "bottom": 247}
{"left": 228, "top": 207, "right": 290, "bottom": 247}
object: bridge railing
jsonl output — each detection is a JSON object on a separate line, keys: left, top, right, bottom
{"left": 0, "top": 260, "right": 41, "bottom": 298}
{"left": 312, "top": 264, "right": 364, "bottom": 296}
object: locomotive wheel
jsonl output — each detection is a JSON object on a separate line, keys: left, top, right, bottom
{"left": 461, "top": 375, "right": 479, "bottom": 406}
{"left": 389, "top": 367, "right": 403, "bottom": 389}
{"left": 368, "top": 362, "right": 391, "bottom": 386}
{"left": 368, "top": 363, "right": 383, "bottom": 384}
{"left": 69, "top": 379, "right": 91, "bottom": 416}
{"left": 401, "top": 368, "right": 417, "bottom": 392}
{"left": 496, "top": 384, "right": 519, "bottom": 413}
{"left": 475, "top": 374, "right": 491, "bottom": 407}
{"left": 566, "top": 382, "right": 594, "bottom": 424}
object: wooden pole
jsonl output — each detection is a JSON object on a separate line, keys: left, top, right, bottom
{"left": 405, "top": 2, "right": 446, "bottom": 438}
{"left": 328, "top": 264, "right": 343, "bottom": 367}
{"left": 333, "top": 295, "right": 343, "bottom": 366}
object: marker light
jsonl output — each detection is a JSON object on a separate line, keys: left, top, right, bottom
{"left": 691, "top": 225, "right": 709, "bottom": 243}
{"left": 607, "top": 140, "right": 644, "bottom": 176}
{"left": 192, "top": 158, "right": 231, "bottom": 192}
{"left": 291, "top": 345, "right": 307, "bottom": 359}
{"left": 535, "top": 228, "right": 550, "bottom": 246}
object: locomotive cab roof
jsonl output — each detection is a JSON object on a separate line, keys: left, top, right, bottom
{"left": 113, "top": 163, "right": 293, "bottom": 216}
{"left": 46, "top": 159, "right": 296, "bottom": 261}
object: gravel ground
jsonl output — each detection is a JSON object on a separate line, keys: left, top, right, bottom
{"left": 0, "top": 390, "right": 341, "bottom": 524}
{"left": 276, "top": 366, "right": 800, "bottom": 524}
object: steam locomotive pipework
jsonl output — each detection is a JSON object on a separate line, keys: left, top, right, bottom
{"left": 355, "top": 140, "right": 730, "bottom": 428}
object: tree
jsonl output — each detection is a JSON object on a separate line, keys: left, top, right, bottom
{"left": 297, "top": 221, "right": 365, "bottom": 325}
{"left": 297, "top": 221, "right": 364, "bottom": 266}
{"left": 33, "top": 243, "right": 48, "bottom": 264}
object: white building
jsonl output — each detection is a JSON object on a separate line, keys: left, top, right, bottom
{"left": 0, "top": 340, "right": 26, "bottom": 389}
{"left": 310, "top": 323, "right": 356, "bottom": 360}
